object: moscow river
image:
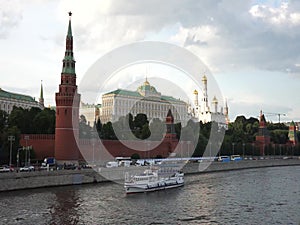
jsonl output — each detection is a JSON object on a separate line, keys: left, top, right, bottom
{"left": 0, "top": 166, "right": 299, "bottom": 225}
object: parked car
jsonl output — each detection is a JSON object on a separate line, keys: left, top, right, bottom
{"left": 20, "top": 166, "right": 35, "bottom": 172}
{"left": 63, "top": 164, "right": 77, "bottom": 170}
{"left": 217, "top": 156, "right": 230, "bottom": 162}
{"left": 0, "top": 166, "right": 11, "bottom": 173}
{"left": 230, "top": 155, "right": 242, "bottom": 161}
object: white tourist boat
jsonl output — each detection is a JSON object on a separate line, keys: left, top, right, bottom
{"left": 124, "top": 165, "right": 184, "bottom": 194}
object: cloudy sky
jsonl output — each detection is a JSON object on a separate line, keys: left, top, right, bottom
{"left": 1, "top": 0, "right": 300, "bottom": 122}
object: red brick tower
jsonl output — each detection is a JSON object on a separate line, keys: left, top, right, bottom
{"left": 55, "top": 12, "right": 81, "bottom": 163}
{"left": 165, "top": 109, "right": 177, "bottom": 140}
{"left": 256, "top": 110, "right": 270, "bottom": 155}
{"left": 288, "top": 121, "right": 298, "bottom": 145}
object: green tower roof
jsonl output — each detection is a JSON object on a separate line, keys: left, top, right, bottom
{"left": 62, "top": 12, "right": 76, "bottom": 75}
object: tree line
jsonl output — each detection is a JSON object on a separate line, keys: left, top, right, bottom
{"left": 0, "top": 107, "right": 55, "bottom": 164}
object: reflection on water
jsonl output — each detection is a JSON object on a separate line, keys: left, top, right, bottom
{"left": 50, "top": 188, "right": 80, "bottom": 224}
{"left": 0, "top": 166, "right": 299, "bottom": 225}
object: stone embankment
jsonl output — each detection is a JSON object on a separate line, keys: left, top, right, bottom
{"left": 0, "top": 158, "right": 299, "bottom": 192}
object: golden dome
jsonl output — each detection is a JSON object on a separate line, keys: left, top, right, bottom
{"left": 202, "top": 74, "right": 207, "bottom": 82}
{"left": 144, "top": 78, "right": 150, "bottom": 86}
{"left": 193, "top": 89, "right": 198, "bottom": 95}
{"left": 212, "top": 95, "right": 218, "bottom": 103}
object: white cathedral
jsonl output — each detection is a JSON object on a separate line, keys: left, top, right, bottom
{"left": 190, "top": 74, "right": 229, "bottom": 128}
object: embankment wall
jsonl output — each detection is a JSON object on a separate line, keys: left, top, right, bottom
{"left": 0, "top": 159, "right": 299, "bottom": 192}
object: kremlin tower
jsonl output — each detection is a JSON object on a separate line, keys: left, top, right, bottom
{"left": 255, "top": 110, "right": 271, "bottom": 155}
{"left": 165, "top": 109, "right": 177, "bottom": 140}
{"left": 55, "top": 12, "right": 81, "bottom": 163}
{"left": 288, "top": 121, "right": 298, "bottom": 145}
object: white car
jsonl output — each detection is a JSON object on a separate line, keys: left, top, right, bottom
{"left": 20, "top": 166, "right": 35, "bottom": 172}
{"left": 0, "top": 166, "right": 11, "bottom": 173}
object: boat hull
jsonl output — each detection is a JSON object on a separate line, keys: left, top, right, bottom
{"left": 125, "top": 179, "right": 184, "bottom": 194}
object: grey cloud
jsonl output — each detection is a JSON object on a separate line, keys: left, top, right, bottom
{"left": 0, "top": 1, "right": 23, "bottom": 39}
{"left": 59, "top": 0, "right": 300, "bottom": 76}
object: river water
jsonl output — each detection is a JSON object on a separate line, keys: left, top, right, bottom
{"left": 0, "top": 166, "right": 299, "bottom": 225}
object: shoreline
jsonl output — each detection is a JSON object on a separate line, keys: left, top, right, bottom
{"left": 0, "top": 158, "right": 299, "bottom": 192}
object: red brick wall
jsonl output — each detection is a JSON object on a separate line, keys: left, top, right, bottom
{"left": 78, "top": 139, "right": 193, "bottom": 162}
{"left": 20, "top": 134, "right": 55, "bottom": 160}
{"left": 21, "top": 135, "right": 194, "bottom": 162}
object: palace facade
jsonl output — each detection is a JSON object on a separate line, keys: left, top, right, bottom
{"left": 100, "top": 79, "right": 190, "bottom": 124}
{"left": 0, "top": 83, "right": 44, "bottom": 114}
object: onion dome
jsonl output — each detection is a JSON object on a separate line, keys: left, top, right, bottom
{"left": 212, "top": 95, "right": 218, "bottom": 104}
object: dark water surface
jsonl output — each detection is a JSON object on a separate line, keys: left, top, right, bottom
{"left": 0, "top": 166, "right": 299, "bottom": 225}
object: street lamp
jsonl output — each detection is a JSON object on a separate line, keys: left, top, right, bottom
{"left": 242, "top": 143, "right": 245, "bottom": 158}
{"left": 17, "top": 147, "right": 23, "bottom": 169}
{"left": 209, "top": 142, "right": 212, "bottom": 160}
{"left": 279, "top": 144, "right": 282, "bottom": 157}
{"left": 8, "top": 136, "right": 15, "bottom": 166}
{"left": 91, "top": 132, "right": 96, "bottom": 164}
{"left": 27, "top": 146, "right": 31, "bottom": 166}
{"left": 24, "top": 135, "right": 29, "bottom": 166}
{"left": 232, "top": 142, "right": 235, "bottom": 156}
{"left": 188, "top": 141, "right": 190, "bottom": 159}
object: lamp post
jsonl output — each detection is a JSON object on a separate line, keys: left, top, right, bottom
{"left": 91, "top": 132, "right": 96, "bottom": 164}
{"left": 24, "top": 135, "right": 29, "bottom": 166}
{"left": 242, "top": 143, "right": 245, "bottom": 159}
{"left": 28, "top": 146, "right": 31, "bottom": 166}
{"left": 279, "top": 144, "right": 282, "bottom": 157}
{"left": 252, "top": 143, "right": 255, "bottom": 156}
{"left": 209, "top": 142, "right": 212, "bottom": 160}
{"left": 232, "top": 142, "right": 235, "bottom": 156}
{"left": 188, "top": 141, "right": 190, "bottom": 159}
{"left": 8, "top": 136, "right": 15, "bottom": 167}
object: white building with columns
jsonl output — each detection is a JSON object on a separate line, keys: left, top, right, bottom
{"left": 0, "top": 86, "right": 44, "bottom": 114}
{"left": 100, "top": 79, "right": 189, "bottom": 124}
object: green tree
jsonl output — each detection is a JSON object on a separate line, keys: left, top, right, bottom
{"left": 79, "top": 114, "right": 92, "bottom": 138}
{"left": 149, "top": 118, "right": 165, "bottom": 141}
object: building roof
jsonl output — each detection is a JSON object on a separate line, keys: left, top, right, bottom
{"left": 104, "top": 89, "right": 142, "bottom": 98}
{"left": 103, "top": 88, "right": 186, "bottom": 104}
{"left": 0, "top": 88, "right": 36, "bottom": 102}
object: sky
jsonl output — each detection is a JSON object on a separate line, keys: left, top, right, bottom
{"left": 1, "top": 0, "right": 300, "bottom": 122}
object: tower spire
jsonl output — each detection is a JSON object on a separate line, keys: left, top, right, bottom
{"left": 67, "top": 11, "right": 72, "bottom": 37}
{"left": 62, "top": 11, "right": 75, "bottom": 74}
{"left": 39, "top": 80, "right": 44, "bottom": 109}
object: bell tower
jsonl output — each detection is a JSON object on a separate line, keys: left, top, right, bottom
{"left": 55, "top": 12, "right": 81, "bottom": 163}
